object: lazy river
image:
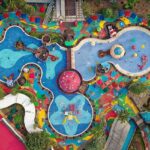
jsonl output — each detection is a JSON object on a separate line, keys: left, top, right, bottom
{"left": 72, "top": 27, "right": 150, "bottom": 81}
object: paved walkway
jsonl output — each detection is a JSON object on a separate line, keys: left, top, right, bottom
{"left": 104, "top": 119, "right": 130, "bottom": 150}
{"left": 0, "top": 93, "right": 42, "bottom": 133}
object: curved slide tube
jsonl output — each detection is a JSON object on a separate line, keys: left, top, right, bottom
{"left": 0, "top": 93, "right": 42, "bottom": 133}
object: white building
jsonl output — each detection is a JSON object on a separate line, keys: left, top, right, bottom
{"left": 26, "top": 0, "right": 84, "bottom": 24}
{"left": 53, "top": 0, "right": 84, "bottom": 22}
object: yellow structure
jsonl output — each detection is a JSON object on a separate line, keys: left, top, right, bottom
{"left": 99, "top": 21, "right": 106, "bottom": 29}
{"left": 120, "top": 17, "right": 131, "bottom": 25}
{"left": 125, "top": 96, "right": 139, "bottom": 114}
{"left": 37, "top": 109, "right": 46, "bottom": 128}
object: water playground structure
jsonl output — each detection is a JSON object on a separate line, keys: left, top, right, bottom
{"left": 15, "top": 40, "right": 58, "bottom": 61}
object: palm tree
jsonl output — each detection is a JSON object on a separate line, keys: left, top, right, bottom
{"left": 128, "top": 80, "right": 150, "bottom": 95}
{"left": 25, "top": 131, "right": 59, "bottom": 150}
{"left": 6, "top": 0, "right": 17, "bottom": 11}
{"left": 118, "top": 110, "right": 129, "bottom": 123}
{"left": 82, "top": 118, "right": 107, "bottom": 150}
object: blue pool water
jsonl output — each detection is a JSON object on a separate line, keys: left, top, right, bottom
{"left": 0, "top": 26, "right": 93, "bottom": 137}
{"left": 49, "top": 95, "right": 93, "bottom": 136}
{"left": 74, "top": 28, "right": 150, "bottom": 81}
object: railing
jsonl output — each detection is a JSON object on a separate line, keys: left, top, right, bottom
{"left": 25, "top": 0, "right": 50, "bottom": 3}
{"left": 43, "top": 0, "right": 55, "bottom": 25}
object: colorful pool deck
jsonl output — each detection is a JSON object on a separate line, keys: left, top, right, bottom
{"left": 0, "top": 9, "right": 149, "bottom": 150}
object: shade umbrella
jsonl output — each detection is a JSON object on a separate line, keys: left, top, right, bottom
{"left": 39, "top": 5, "right": 45, "bottom": 13}
{"left": 21, "top": 14, "right": 27, "bottom": 19}
{"left": 130, "top": 13, "right": 137, "bottom": 19}
{"left": 124, "top": 10, "right": 131, "bottom": 17}
{"left": 29, "top": 16, "right": 35, "bottom": 22}
{"left": 118, "top": 10, "right": 124, "bottom": 17}
{"left": 3, "top": 13, "right": 9, "bottom": 18}
{"left": 16, "top": 10, "right": 21, "bottom": 17}
{"left": 0, "top": 15, "right": 3, "bottom": 20}
{"left": 35, "top": 17, "right": 41, "bottom": 24}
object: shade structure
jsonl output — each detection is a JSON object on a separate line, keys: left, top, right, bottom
{"left": 110, "top": 44, "right": 125, "bottom": 59}
{"left": 58, "top": 70, "right": 82, "bottom": 94}
{"left": 0, "top": 15, "right": 3, "bottom": 20}
{"left": 86, "top": 17, "right": 93, "bottom": 24}
{"left": 39, "top": 5, "right": 45, "bottom": 13}
{"left": 124, "top": 10, "right": 131, "bottom": 17}
{"left": 91, "top": 15, "right": 98, "bottom": 21}
{"left": 98, "top": 15, "right": 104, "bottom": 20}
{"left": 21, "top": 14, "right": 27, "bottom": 19}
{"left": 35, "top": 17, "right": 41, "bottom": 24}
{"left": 3, "top": 13, "right": 9, "bottom": 18}
{"left": 137, "top": 17, "right": 143, "bottom": 23}
{"left": 29, "top": 16, "right": 35, "bottom": 22}
{"left": 118, "top": 10, "right": 124, "bottom": 17}
{"left": 130, "top": 13, "right": 137, "bottom": 19}
{"left": 16, "top": 10, "right": 21, "bottom": 17}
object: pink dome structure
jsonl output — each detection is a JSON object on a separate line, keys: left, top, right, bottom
{"left": 58, "top": 70, "right": 82, "bottom": 94}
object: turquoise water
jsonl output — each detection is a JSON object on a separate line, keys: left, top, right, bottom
{"left": 74, "top": 28, "right": 150, "bottom": 80}
{"left": 0, "top": 49, "right": 30, "bottom": 68}
{"left": 46, "top": 50, "right": 63, "bottom": 79}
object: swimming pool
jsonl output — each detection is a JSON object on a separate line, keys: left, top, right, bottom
{"left": 72, "top": 26, "right": 150, "bottom": 81}
{"left": 0, "top": 26, "right": 94, "bottom": 137}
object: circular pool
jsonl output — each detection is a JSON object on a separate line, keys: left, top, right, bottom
{"left": 48, "top": 94, "right": 93, "bottom": 137}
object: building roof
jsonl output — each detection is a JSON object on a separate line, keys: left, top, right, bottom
{"left": 0, "top": 117, "right": 25, "bottom": 150}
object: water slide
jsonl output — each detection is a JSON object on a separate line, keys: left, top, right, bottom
{"left": 0, "top": 93, "right": 42, "bottom": 133}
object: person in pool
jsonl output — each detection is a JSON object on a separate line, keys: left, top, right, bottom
{"left": 3, "top": 73, "right": 15, "bottom": 88}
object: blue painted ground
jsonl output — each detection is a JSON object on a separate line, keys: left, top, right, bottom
{"left": 0, "top": 26, "right": 93, "bottom": 137}
{"left": 74, "top": 29, "right": 150, "bottom": 80}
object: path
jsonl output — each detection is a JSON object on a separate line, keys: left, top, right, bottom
{"left": 0, "top": 93, "right": 42, "bottom": 133}
{"left": 104, "top": 119, "right": 131, "bottom": 150}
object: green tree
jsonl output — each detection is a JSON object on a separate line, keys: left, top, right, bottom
{"left": 128, "top": 81, "right": 150, "bottom": 95}
{"left": 118, "top": 110, "right": 129, "bottom": 123}
{"left": 0, "top": 88, "right": 6, "bottom": 99}
{"left": 102, "top": 8, "right": 114, "bottom": 18}
{"left": 23, "top": 4, "right": 35, "bottom": 15}
{"left": 82, "top": 1, "right": 93, "bottom": 17}
{"left": 25, "top": 131, "right": 56, "bottom": 150}
{"left": 83, "top": 118, "right": 106, "bottom": 150}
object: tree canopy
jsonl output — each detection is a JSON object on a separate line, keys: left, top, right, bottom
{"left": 25, "top": 131, "right": 54, "bottom": 150}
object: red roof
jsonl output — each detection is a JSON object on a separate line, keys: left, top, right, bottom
{"left": 0, "top": 120, "right": 25, "bottom": 150}
{"left": 58, "top": 70, "right": 82, "bottom": 93}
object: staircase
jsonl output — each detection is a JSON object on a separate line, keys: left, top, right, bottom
{"left": 43, "top": 0, "right": 55, "bottom": 25}
{"left": 76, "top": 0, "right": 85, "bottom": 21}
